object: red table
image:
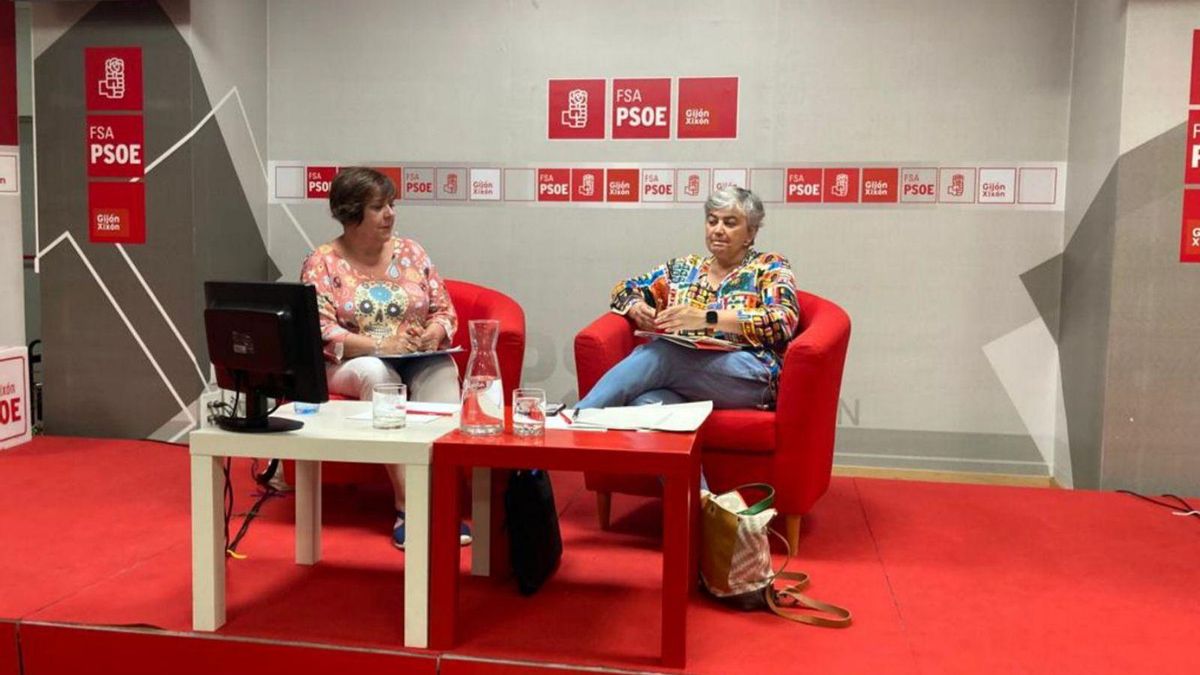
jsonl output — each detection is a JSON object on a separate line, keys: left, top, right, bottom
{"left": 428, "top": 427, "right": 701, "bottom": 668}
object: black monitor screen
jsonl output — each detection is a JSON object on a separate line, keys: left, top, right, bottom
{"left": 203, "top": 281, "right": 328, "bottom": 431}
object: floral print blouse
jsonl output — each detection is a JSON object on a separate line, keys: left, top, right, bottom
{"left": 300, "top": 237, "right": 457, "bottom": 362}
{"left": 610, "top": 249, "right": 802, "bottom": 400}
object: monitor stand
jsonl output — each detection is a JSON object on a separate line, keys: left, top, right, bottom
{"left": 215, "top": 391, "right": 303, "bottom": 433}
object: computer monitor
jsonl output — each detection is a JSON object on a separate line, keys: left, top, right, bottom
{"left": 203, "top": 281, "right": 328, "bottom": 433}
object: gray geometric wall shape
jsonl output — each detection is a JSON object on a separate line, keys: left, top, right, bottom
{"left": 36, "top": 0, "right": 272, "bottom": 438}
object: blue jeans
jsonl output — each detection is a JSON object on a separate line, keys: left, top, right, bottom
{"left": 576, "top": 339, "right": 773, "bottom": 410}
{"left": 577, "top": 340, "right": 770, "bottom": 492}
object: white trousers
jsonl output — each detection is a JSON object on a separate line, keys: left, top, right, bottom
{"left": 326, "top": 354, "right": 460, "bottom": 403}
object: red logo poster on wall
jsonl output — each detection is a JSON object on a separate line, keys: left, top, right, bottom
{"left": 862, "top": 168, "right": 899, "bottom": 203}
{"left": 1187, "top": 110, "right": 1200, "bottom": 185}
{"left": 306, "top": 166, "right": 337, "bottom": 199}
{"left": 612, "top": 78, "right": 671, "bottom": 140}
{"left": 606, "top": 169, "right": 640, "bottom": 202}
{"left": 1, "top": 2, "right": 17, "bottom": 147}
{"left": 785, "top": 169, "right": 822, "bottom": 203}
{"left": 85, "top": 47, "right": 143, "bottom": 111}
{"left": 823, "top": 168, "right": 860, "bottom": 203}
{"left": 537, "top": 168, "right": 571, "bottom": 201}
{"left": 677, "top": 77, "right": 738, "bottom": 139}
{"left": 370, "top": 167, "right": 403, "bottom": 198}
{"left": 571, "top": 168, "right": 604, "bottom": 202}
{"left": 0, "top": 348, "right": 31, "bottom": 450}
{"left": 85, "top": 115, "right": 143, "bottom": 178}
{"left": 548, "top": 79, "right": 605, "bottom": 139}
{"left": 88, "top": 181, "right": 145, "bottom": 244}
{"left": 1191, "top": 30, "right": 1200, "bottom": 106}
{"left": 1182, "top": 190, "right": 1200, "bottom": 263}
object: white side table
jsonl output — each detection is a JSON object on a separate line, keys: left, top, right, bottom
{"left": 189, "top": 400, "right": 455, "bottom": 648}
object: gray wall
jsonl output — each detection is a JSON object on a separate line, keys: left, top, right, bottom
{"left": 20, "top": 0, "right": 1200, "bottom": 492}
{"left": 33, "top": 0, "right": 271, "bottom": 440}
{"left": 1058, "top": 0, "right": 1127, "bottom": 488}
{"left": 267, "top": 0, "right": 1075, "bottom": 477}
{"left": 1098, "top": 0, "right": 1200, "bottom": 493}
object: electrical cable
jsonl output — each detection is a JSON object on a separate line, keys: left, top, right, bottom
{"left": 1117, "top": 489, "right": 1200, "bottom": 521}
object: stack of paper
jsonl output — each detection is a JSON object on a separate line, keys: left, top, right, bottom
{"left": 633, "top": 330, "right": 740, "bottom": 352}
{"left": 571, "top": 400, "right": 713, "bottom": 432}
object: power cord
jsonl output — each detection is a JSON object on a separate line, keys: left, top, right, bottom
{"left": 1117, "top": 490, "right": 1200, "bottom": 521}
{"left": 222, "top": 459, "right": 286, "bottom": 557}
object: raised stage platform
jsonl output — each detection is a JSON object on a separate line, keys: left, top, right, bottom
{"left": 1, "top": 437, "right": 1197, "bottom": 674}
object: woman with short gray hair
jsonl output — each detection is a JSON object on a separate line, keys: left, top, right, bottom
{"left": 577, "top": 186, "right": 801, "bottom": 417}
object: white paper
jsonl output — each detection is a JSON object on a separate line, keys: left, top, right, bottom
{"left": 572, "top": 400, "right": 713, "bottom": 432}
{"left": 545, "top": 411, "right": 607, "bottom": 432}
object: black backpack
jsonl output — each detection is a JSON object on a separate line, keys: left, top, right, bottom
{"left": 504, "top": 469, "right": 563, "bottom": 595}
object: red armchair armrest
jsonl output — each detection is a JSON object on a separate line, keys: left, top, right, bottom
{"left": 574, "top": 312, "right": 639, "bottom": 398}
{"left": 771, "top": 292, "right": 852, "bottom": 515}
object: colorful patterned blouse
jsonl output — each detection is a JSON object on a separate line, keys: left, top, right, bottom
{"left": 610, "top": 249, "right": 802, "bottom": 401}
{"left": 300, "top": 237, "right": 457, "bottom": 362}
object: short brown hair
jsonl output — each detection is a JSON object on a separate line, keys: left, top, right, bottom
{"left": 328, "top": 167, "right": 396, "bottom": 226}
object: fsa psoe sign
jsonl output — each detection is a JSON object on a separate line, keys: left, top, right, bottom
{"left": 0, "top": 347, "right": 30, "bottom": 450}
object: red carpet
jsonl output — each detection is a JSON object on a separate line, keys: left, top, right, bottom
{"left": 1, "top": 436, "right": 1198, "bottom": 673}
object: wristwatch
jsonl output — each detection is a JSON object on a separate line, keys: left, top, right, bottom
{"left": 705, "top": 310, "right": 719, "bottom": 325}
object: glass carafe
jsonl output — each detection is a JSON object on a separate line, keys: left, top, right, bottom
{"left": 459, "top": 319, "right": 504, "bottom": 436}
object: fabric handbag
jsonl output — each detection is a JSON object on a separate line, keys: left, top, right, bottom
{"left": 700, "top": 483, "right": 852, "bottom": 627}
{"left": 504, "top": 469, "right": 563, "bottom": 595}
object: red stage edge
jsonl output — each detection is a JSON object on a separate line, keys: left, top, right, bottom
{"left": 11, "top": 622, "right": 667, "bottom": 675}
{"left": 16, "top": 623, "right": 437, "bottom": 675}
{"left": 0, "top": 621, "right": 18, "bottom": 675}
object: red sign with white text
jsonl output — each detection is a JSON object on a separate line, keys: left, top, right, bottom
{"left": 1187, "top": 110, "right": 1200, "bottom": 185}
{"left": 0, "top": 353, "right": 29, "bottom": 447}
{"left": 571, "top": 168, "right": 604, "bottom": 202}
{"left": 306, "top": 166, "right": 337, "bottom": 199}
{"left": 85, "top": 47, "right": 143, "bottom": 111}
{"left": 606, "top": 169, "right": 639, "bottom": 202}
{"left": 1, "top": 3, "right": 17, "bottom": 146}
{"left": 548, "top": 79, "right": 605, "bottom": 139}
{"left": 862, "top": 168, "right": 899, "bottom": 203}
{"left": 88, "top": 181, "right": 145, "bottom": 244}
{"left": 1182, "top": 190, "right": 1200, "bottom": 263}
{"left": 785, "top": 168, "right": 822, "bottom": 203}
{"left": 1192, "top": 30, "right": 1200, "bottom": 106}
{"left": 612, "top": 78, "right": 671, "bottom": 139}
{"left": 537, "top": 168, "right": 571, "bottom": 201}
{"left": 677, "top": 77, "right": 738, "bottom": 139}
{"left": 371, "top": 167, "right": 403, "bottom": 198}
{"left": 823, "top": 168, "right": 860, "bottom": 203}
{"left": 86, "top": 115, "right": 144, "bottom": 178}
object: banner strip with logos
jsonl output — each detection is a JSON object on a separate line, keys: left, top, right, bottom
{"left": 270, "top": 162, "right": 1066, "bottom": 211}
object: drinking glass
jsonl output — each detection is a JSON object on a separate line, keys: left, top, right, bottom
{"left": 372, "top": 383, "right": 407, "bottom": 429}
{"left": 512, "top": 388, "right": 546, "bottom": 436}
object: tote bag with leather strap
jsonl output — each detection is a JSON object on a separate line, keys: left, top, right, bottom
{"left": 700, "top": 483, "right": 852, "bottom": 627}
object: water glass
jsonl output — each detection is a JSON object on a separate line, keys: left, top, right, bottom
{"left": 512, "top": 388, "right": 546, "bottom": 436}
{"left": 372, "top": 383, "right": 407, "bottom": 429}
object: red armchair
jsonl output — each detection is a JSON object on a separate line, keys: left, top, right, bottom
{"left": 306, "top": 278, "right": 525, "bottom": 484}
{"left": 574, "top": 290, "right": 850, "bottom": 552}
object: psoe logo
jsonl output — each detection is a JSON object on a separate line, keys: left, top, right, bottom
{"left": 562, "top": 89, "right": 589, "bottom": 129}
{"left": 100, "top": 57, "right": 126, "bottom": 100}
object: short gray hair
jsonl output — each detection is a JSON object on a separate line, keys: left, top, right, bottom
{"left": 705, "top": 186, "right": 765, "bottom": 231}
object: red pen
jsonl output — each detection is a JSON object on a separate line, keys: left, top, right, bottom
{"left": 559, "top": 411, "right": 573, "bottom": 426}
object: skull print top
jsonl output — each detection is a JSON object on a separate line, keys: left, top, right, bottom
{"left": 301, "top": 237, "right": 457, "bottom": 362}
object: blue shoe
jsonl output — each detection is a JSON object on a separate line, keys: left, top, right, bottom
{"left": 393, "top": 510, "right": 406, "bottom": 549}
{"left": 459, "top": 521, "right": 473, "bottom": 546}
